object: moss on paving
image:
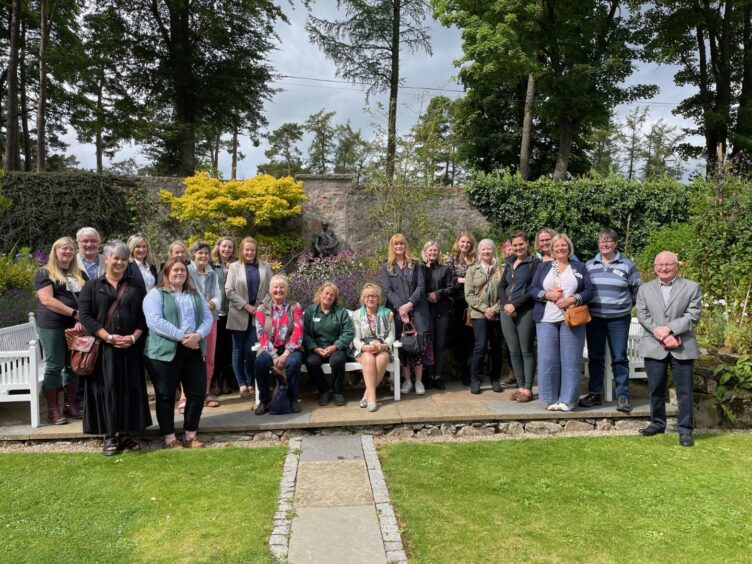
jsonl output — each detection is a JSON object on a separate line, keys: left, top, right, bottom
{"left": 0, "top": 447, "right": 286, "bottom": 563}
{"left": 380, "top": 434, "right": 752, "bottom": 563}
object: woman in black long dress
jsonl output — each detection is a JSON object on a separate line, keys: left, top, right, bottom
{"left": 78, "top": 240, "right": 152, "bottom": 456}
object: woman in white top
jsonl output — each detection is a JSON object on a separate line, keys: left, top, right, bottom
{"left": 126, "top": 234, "right": 158, "bottom": 295}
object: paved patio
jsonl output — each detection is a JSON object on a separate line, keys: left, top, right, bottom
{"left": 0, "top": 377, "right": 673, "bottom": 441}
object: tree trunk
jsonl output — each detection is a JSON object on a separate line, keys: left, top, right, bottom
{"left": 231, "top": 124, "right": 238, "bottom": 180}
{"left": 385, "top": 0, "right": 400, "bottom": 180}
{"left": 697, "top": 26, "right": 719, "bottom": 173}
{"left": 4, "top": 0, "right": 21, "bottom": 171}
{"left": 519, "top": 71, "right": 536, "bottom": 180}
{"left": 20, "top": 20, "right": 31, "bottom": 171}
{"left": 95, "top": 74, "right": 104, "bottom": 173}
{"left": 36, "top": 0, "right": 48, "bottom": 172}
{"left": 553, "top": 121, "right": 577, "bottom": 180}
{"left": 169, "top": 4, "right": 196, "bottom": 176}
{"left": 733, "top": 2, "right": 752, "bottom": 166}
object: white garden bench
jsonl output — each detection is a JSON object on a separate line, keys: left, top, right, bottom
{"left": 253, "top": 309, "right": 402, "bottom": 405}
{"left": 584, "top": 317, "right": 647, "bottom": 402}
{"left": 0, "top": 313, "right": 44, "bottom": 427}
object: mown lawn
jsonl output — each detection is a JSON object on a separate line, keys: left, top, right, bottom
{"left": 0, "top": 446, "right": 286, "bottom": 563}
{"left": 380, "top": 434, "right": 752, "bottom": 563}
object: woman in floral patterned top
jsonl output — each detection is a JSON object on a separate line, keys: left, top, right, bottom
{"left": 252, "top": 274, "right": 304, "bottom": 415}
{"left": 445, "top": 231, "right": 477, "bottom": 385}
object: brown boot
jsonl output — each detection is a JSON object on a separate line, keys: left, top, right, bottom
{"left": 63, "top": 384, "right": 83, "bottom": 419}
{"left": 45, "top": 389, "right": 68, "bottom": 425}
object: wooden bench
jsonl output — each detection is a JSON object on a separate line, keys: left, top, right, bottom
{"left": 584, "top": 317, "right": 648, "bottom": 402}
{"left": 253, "top": 309, "right": 403, "bottom": 404}
{"left": 0, "top": 313, "right": 44, "bottom": 427}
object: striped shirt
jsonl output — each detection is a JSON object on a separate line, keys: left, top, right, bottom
{"left": 585, "top": 252, "right": 641, "bottom": 318}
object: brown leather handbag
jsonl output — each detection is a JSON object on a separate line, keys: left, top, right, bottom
{"left": 563, "top": 304, "right": 591, "bottom": 328}
{"left": 65, "top": 282, "right": 128, "bottom": 376}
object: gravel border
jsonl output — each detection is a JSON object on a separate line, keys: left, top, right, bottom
{"left": 362, "top": 434, "right": 408, "bottom": 563}
{"left": 269, "top": 436, "right": 301, "bottom": 562}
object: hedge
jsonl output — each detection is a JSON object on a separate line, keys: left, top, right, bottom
{"left": 0, "top": 172, "right": 145, "bottom": 251}
{"left": 466, "top": 171, "right": 697, "bottom": 259}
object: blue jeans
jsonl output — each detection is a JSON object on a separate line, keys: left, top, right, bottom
{"left": 536, "top": 321, "right": 586, "bottom": 407}
{"left": 231, "top": 326, "right": 257, "bottom": 387}
{"left": 254, "top": 350, "right": 302, "bottom": 404}
{"left": 471, "top": 318, "right": 502, "bottom": 384}
{"left": 585, "top": 314, "right": 631, "bottom": 398}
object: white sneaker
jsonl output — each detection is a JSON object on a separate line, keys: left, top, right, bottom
{"left": 401, "top": 380, "right": 412, "bottom": 393}
{"left": 546, "top": 403, "right": 559, "bottom": 411}
{"left": 558, "top": 402, "right": 573, "bottom": 412}
{"left": 414, "top": 380, "right": 425, "bottom": 395}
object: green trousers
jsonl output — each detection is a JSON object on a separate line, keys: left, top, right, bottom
{"left": 37, "top": 326, "right": 77, "bottom": 391}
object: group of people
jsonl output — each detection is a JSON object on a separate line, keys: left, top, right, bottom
{"left": 34, "top": 225, "right": 702, "bottom": 454}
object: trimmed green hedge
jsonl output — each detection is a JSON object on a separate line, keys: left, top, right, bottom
{"left": 0, "top": 172, "right": 145, "bottom": 251}
{"left": 466, "top": 171, "right": 697, "bottom": 258}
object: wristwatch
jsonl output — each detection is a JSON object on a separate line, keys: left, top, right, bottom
{"left": 106, "top": 334, "right": 114, "bottom": 343}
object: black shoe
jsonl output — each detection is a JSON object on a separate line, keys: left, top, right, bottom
{"left": 333, "top": 393, "right": 345, "bottom": 406}
{"left": 254, "top": 402, "right": 268, "bottom": 416}
{"left": 578, "top": 393, "right": 602, "bottom": 407}
{"left": 679, "top": 434, "right": 694, "bottom": 447}
{"left": 470, "top": 381, "right": 481, "bottom": 394}
{"left": 639, "top": 425, "right": 665, "bottom": 436}
{"left": 318, "top": 392, "right": 330, "bottom": 406}
{"left": 616, "top": 396, "right": 633, "bottom": 413}
{"left": 423, "top": 378, "right": 433, "bottom": 390}
{"left": 491, "top": 380, "right": 503, "bottom": 393}
{"left": 433, "top": 378, "right": 446, "bottom": 390}
{"left": 291, "top": 402, "right": 301, "bottom": 413}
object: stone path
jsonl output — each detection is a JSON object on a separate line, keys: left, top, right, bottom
{"left": 271, "top": 435, "right": 407, "bottom": 563}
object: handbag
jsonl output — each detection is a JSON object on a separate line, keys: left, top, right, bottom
{"left": 563, "top": 304, "right": 591, "bottom": 327}
{"left": 268, "top": 369, "right": 292, "bottom": 415}
{"left": 400, "top": 321, "right": 423, "bottom": 356}
{"left": 65, "top": 281, "right": 129, "bottom": 376}
{"left": 463, "top": 308, "right": 473, "bottom": 327}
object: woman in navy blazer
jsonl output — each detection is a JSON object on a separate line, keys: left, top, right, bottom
{"left": 126, "top": 234, "right": 159, "bottom": 296}
{"left": 529, "top": 233, "right": 592, "bottom": 411}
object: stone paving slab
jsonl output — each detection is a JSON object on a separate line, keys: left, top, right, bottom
{"left": 296, "top": 460, "right": 373, "bottom": 507}
{"left": 308, "top": 399, "right": 402, "bottom": 426}
{"left": 300, "top": 435, "right": 364, "bottom": 462}
{"left": 288, "top": 505, "right": 386, "bottom": 564}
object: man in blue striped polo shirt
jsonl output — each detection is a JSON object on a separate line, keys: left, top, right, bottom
{"left": 580, "top": 229, "right": 641, "bottom": 412}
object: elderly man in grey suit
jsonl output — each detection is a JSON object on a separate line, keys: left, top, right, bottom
{"left": 636, "top": 251, "right": 702, "bottom": 447}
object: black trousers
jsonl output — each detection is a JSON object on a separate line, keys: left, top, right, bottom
{"left": 305, "top": 350, "right": 348, "bottom": 393}
{"left": 145, "top": 346, "right": 206, "bottom": 435}
{"left": 645, "top": 355, "right": 695, "bottom": 435}
{"left": 428, "top": 312, "right": 450, "bottom": 379}
{"left": 214, "top": 315, "right": 237, "bottom": 388}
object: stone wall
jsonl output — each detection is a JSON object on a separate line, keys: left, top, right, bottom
{"left": 298, "top": 174, "right": 491, "bottom": 252}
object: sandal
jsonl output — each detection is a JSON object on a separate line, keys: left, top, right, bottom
{"left": 102, "top": 437, "right": 121, "bottom": 457}
{"left": 176, "top": 399, "right": 186, "bottom": 414}
{"left": 205, "top": 395, "right": 221, "bottom": 408}
{"left": 119, "top": 437, "right": 141, "bottom": 451}
{"left": 163, "top": 438, "right": 183, "bottom": 449}
{"left": 516, "top": 389, "right": 533, "bottom": 403}
{"left": 239, "top": 387, "right": 252, "bottom": 399}
{"left": 360, "top": 397, "right": 368, "bottom": 408}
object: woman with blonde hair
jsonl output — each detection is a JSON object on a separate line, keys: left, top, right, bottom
{"left": 34, "top": 237, "right": 88, "bottom": 424}
{"left": 422, "top": 240, "right": 452, "bottom": 390}
{"left": 446, "top": 231, "right": 477, "bottom": 385}
{"left": 303, "top": 282, "right": 355, "bottom": 406}
{"left": 210, "top": 236, "right": 237, "bottom": 395}
{"left": 225, "top": 236, "right": 273, "bottom": 398}
{"left": 380, "top": 233, "right": 432, "bottom": 394}
{"left": 464, "top": 238, "right": 504, "bottom": 394}
{"left": 351, "top": 283, "right": 395, "bottom": 412}
{"left": 126, "top": 234, "right": 158, "bottom": 295}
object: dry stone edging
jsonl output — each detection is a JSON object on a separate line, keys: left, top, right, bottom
{"left": 269, "top": 437, "right": 302, "bottom": 562}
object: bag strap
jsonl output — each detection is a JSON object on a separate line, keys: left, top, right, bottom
{"left": 104, "top": 281, "right": 129, "bottom": 329}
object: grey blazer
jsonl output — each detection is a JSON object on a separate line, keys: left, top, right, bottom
{"left": 224, "top": 260, "right": 273, "bottom": 331}
{"left": 636, "top": 277, "right": 702, "bottom": 360}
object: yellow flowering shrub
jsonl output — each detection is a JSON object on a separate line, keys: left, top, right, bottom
{"left": 160, "top": 172, "right": 306, "bottom": 244}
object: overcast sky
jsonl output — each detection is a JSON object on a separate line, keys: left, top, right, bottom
{"left": 63, "top": 1, "right": 702, "bottom": 178}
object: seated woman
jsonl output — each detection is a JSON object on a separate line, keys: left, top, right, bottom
{"left": 529, "top": 233, "right": 592, "bottom": 411}
{"left": 303, "top": 282, "right": 355, "bottom": 407}
{"left": 352, "top": 283, "right": 395, "bottom": 412}
{"left": 380, "top": 233, "right": 431, "bottom": 395}
{"left": 253, "top": 275, "right": 304, "bottom": 415}
{"left": 143, "top": 258, "right": 213, "bottom": 448}
{"left": 78, "top": 241, "right": 152, "bottom": 455}
{"left": 34, "top": 236, "right": 88, "bottom": 425}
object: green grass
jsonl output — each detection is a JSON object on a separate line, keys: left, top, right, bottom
{"left": 380, "top": 434, "right": 752, "bottom": 564}
{"left": 0, "top": 446, "right": 287, "bottom": 563}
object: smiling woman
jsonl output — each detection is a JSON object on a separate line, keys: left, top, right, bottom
{"left": 78, "top": 240, "right": 152, "bottom": 456}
